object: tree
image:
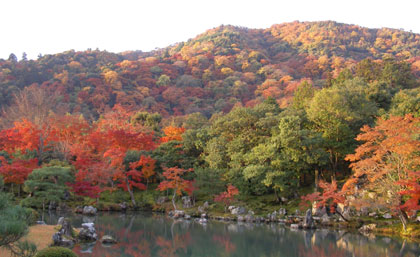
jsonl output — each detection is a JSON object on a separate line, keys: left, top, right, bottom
{"left": 214, "top": 184, "right": 239, "bottom": 212}
{"left": 157, "top": 167, "right": 194, "bottom": 210}
{"left": 345, "top": 114, "right": 420, "bottom": 230}
{"left": 301, "top": 179, "right": 348, "bottom": 220}
{"left": 23, "top": 166, "right": 74, "bottom": 216}
{"left": 161, "top": 126, "right": 186, "bottom": 143}
{"left": 0, "top": 191, "right": 32, "bottom": 251}
{"left": 244, "top": 114, "right": 327, "bottom": 199}
{"left": 306, "top": 80, "right": 377, "bottom": 176}
{"left": 0, "top": 157, "right": 39, "bottom": 195}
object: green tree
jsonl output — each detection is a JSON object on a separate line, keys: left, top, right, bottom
{"left": 291, "top": 81, "right": 315, "bottom": 111}
{"left": 0, "top": 190, "right": 32, "bottom": 248}
{"left": 390, "top": 87, "right": 420, "bottom": 117}
{"left": 244, "top": 114, "right": 327, "bottom": 200}
{"left": 306, "top": 80, "right": 377, "bottom": 176}
{"left": 23, "top": 166, "right": 73, "bottom": 215}
{"left": 156, "top": 74, "right": 171, "bottom": 87}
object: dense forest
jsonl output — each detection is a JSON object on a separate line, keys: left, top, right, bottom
{"left": 1, "top": 20, "right": 420, "bottom": 240}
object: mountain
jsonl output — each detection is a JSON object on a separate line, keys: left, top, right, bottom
{"left": 0, "top": 21, "right": 419, "bottom": 119}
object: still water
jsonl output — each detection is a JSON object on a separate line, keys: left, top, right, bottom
{"left": 44, "top": 212, "right": 420, "bottom": 257}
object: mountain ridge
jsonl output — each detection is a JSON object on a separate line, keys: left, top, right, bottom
{"left": 0, "top": 21, "right": 419, "bottom": 120}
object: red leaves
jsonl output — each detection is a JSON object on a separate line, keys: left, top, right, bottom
{"left": 0, "top": 157, "right": 39, "bottom": 185}
{"left": 214, "top": 184, "right": 239, "bottom": 208}
{"left": 345, "top": 114, "right": 420, "bottom": 213}
{"left": 301, "top": 180, "right": 346, "bottom": 212}
{"left": 157, "top": 167, "right": 194, "bottom": 196}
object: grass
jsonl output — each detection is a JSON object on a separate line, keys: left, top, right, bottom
{"left": 0, "top": 224, "right": 56, "bottom": 257}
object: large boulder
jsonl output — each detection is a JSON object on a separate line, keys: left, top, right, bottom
{"left": 78, "top": 223, "right": 98, "bottom": 242}
{"left": 320, "top": 213, "right": 331, "bottom": 225}
{"left": 182, "top": 196, "right": 193, "bottom": 208}
{"left": 359, "top": 224, "right": 377, "bottom": 233}
{"left": 278, "top": 208, "right": 287, "bottom": 216}
{"left": 231, "top": 206, "right": 246, "bottom": 215}
{"left": 101, "top": 235, "right": 117, "bottom": 244}
{"left": 198, "top": 201, "right": 209, "bottom": 213}
{"left": 52, "top": 218, "right": 76, "bottom": 247}
{"left": 383, "top": 213, "right": 392, "bottom": 219}
{"left": 82, "top": 206, "right": 97, "bottom": 216}
{"left": 303, "top": 209, "right": 315, "bottom": 229}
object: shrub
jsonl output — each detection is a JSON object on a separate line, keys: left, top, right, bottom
{"left": 35, "top": 247, "right": 78, "bottom": 257}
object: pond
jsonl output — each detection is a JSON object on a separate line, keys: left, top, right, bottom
{"left": 44, "top": 211, "right": 420, "bottom": 257}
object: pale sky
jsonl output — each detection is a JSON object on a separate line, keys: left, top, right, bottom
{"left": 1, "top": 0, "right": 419, "bottom": 60}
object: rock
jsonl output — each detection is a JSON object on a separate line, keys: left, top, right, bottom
{"left": 184, "top": 215, "right": 192, "bottom": 220}
{"left": 368, "top": 212, "right": 377, "bottom": 217}
{"left": 245, "top": 214, "right": 255, "bottom": 223}
{"left": 294, "top": 209, "right": 301, "bottom": 216}
{"left": 290, "top": 224, "right": 301, "bottom": 229}
{"left": 237, "top": 215, "right": 245, "bottom": 222}
{"left": 82, "top": 206, "right": 97, "bottom": 216}
{"left": 383, "top": 213, "right": 392, "bottom": 219}
{"left": 59, "top": 219, "right": 74, "bottom": 238}
{"left": 228, "top": 206, "right": 236, "bottom": 211}
{"left": 203, "top": 201, "right": 209, "bottom": 209}
{"left": 36, "top": 220, "right": 46, "bottom": 225}
{"left": 278, "top": 208, "right": 287, "bottom": 216}
{"left": 57, "top": 217, "right": 65, "bottom": 226}
{"left": 198, "top": 202, "right": 209, "bottom": 213}
{"left": 119, "top": 202, "right": 128, "bottom": 212}
{"left": 101, "top": 235, "right": 117, "bottom": 244}
{"left": 156, "top": 196, "right": 168, "bottom": 205}
{"left": 198, "top": 214, "right": 208, "bottom": 224}
{"left": 52, "top": 218, "right": 76, "bottom": 247}
{"left": 52, "top": 232, "right": 74, "bottom": 247}
{"left": 78, "top": 223, "right": 98, "bottom": 242}
{"left": 303, "top": 209, "right": 315, "bottom": 229}
{"left": 268, "top": 211, "right": 277, "bottom": 221}
{"left": 231, "top": 206, "right": 246, "bottom": 215}
{"left": 320, "top": 214, "right": 330, "bottom": 224}
{"left": 359, "top": 223, "right": 377, "bottom": 233}
{"left": 182, "top": 196, "right": 193, "bottom": 208}
{"left": 281, "top": 197, "right": 288, "bottom": 203}
{"left": 173, "top": 210, "right": 185, "bottom": 219}
{"left": 336, "top": 203, "right": 345, "bottom": 214}
{"left": 341, "top": 206, "right": 352, "bottom": 220}
{"left": 416, "top": 216, "right": 420, "bottom": 222}
{"left": 367, "top": 192, "right": 376, "bottom": 199}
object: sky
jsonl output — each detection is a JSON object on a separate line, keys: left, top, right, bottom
{"left": 1, "top": 0, "right": 419, "bottom": 60}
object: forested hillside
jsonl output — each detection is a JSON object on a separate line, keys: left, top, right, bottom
{"left": 1, "top": 21, "right": 420, "bottom": 232}
{"left": 1, "top": 21, "right": 419, "bottom": 120}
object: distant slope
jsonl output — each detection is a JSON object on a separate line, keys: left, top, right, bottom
{"left": 0, "top": 21, "right": 419, "bottom": 119}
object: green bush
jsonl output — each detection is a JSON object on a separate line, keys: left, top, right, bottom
{"left": 35, "top": 247, "right": 78, "bottom": 257}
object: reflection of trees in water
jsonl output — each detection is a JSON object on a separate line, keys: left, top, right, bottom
{"left": 68, "top": 212, "right": 420, "bottom": 257}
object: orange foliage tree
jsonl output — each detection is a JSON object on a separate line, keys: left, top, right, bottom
{"left": 345, "top": 114, "right": 420, "bottom": 230}
{"left": 161, "top": 126, "right": 186, "bottom": 143}
{"left": 157, "top": 167, "right": 194, "bottom": 210}
{"left": 214, "top": 184, "right": 239, "bottom": 212}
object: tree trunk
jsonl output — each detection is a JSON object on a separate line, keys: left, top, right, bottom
{"left": 172, "top": 190, "right": 177, "bottom": 211}
{"left": 314, "top": 169, "right": 319, "bottom": 192}
{"left": 398, "top": 209, "right": 408, "bottom": 231}
{"left": 126, "top": 177, "right": 136, "bottom": 206}
{"left": 42, "top": 200, "right": 45, "bottom": 222}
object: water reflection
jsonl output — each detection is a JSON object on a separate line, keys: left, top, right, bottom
{"left": 43, "top": 212, "right": 420, "bottom": 257}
